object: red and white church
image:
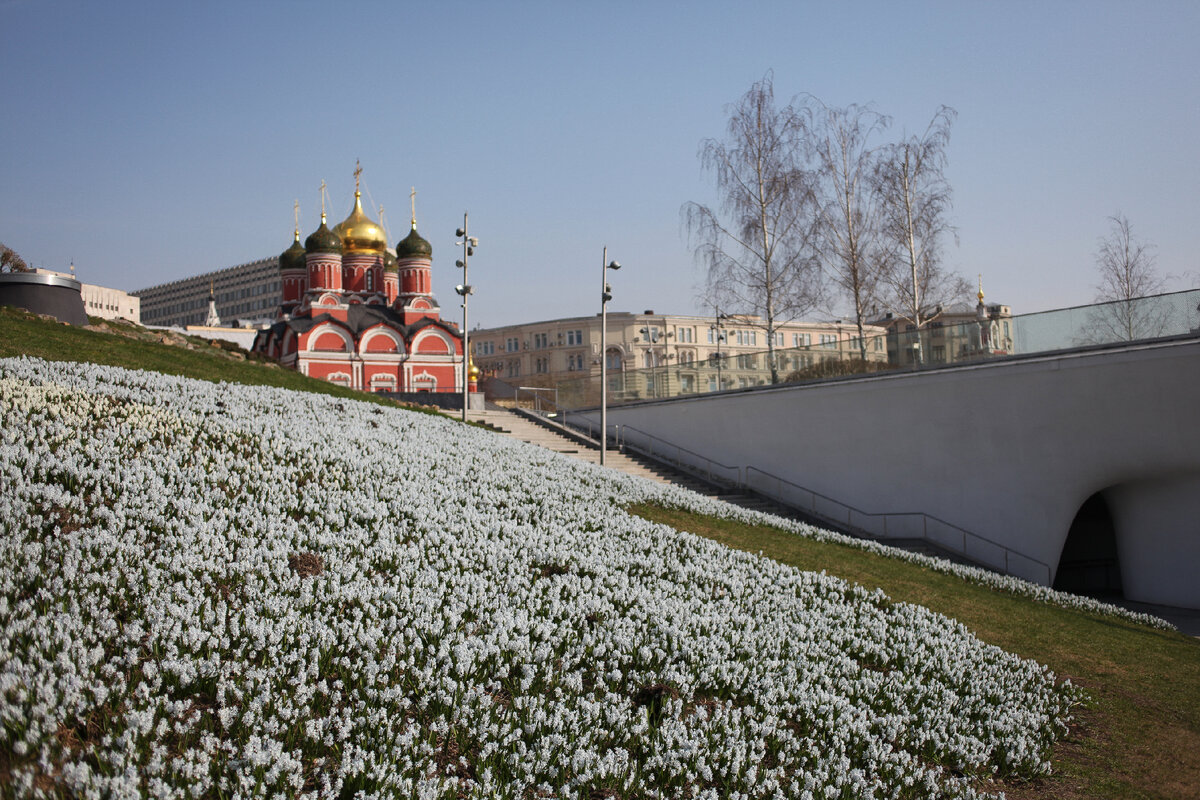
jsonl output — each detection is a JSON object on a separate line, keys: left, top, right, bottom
{"left": 254, "top": 174, "right": 465, "bottom": 394}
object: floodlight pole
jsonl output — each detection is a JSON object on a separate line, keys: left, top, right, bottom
{"left": 455, "top": 212, "right": 477, "bottom": 423}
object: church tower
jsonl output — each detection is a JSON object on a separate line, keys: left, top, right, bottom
{"left": 278, "top": 201, "right": 307, "bottom": 316}
{"left": 394, "top": 188, "right": 439, "bottom": 324}
{"left": 333, "top": 162, "right": 387, "bottom": 302}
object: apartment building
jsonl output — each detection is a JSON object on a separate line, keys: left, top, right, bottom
{"left": 471, "top": 310, "right": 888, "bottom": 401}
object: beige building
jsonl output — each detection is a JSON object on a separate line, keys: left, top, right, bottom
{"left": 35, "top": 268, "right": 141, "bottom": 323}
{"left": 471, "top": 310, "right": 888, "bottom": 404}
{"left": 871, "top": 291, "right": 1014, "bottom": 366}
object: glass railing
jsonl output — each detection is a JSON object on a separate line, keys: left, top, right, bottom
{"left": 554, "top": 288, "right": 1200, "bottom": 410}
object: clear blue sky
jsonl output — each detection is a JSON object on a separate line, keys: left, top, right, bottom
{"left": 3, "top": 0, "right": 1197, "bottom": 327}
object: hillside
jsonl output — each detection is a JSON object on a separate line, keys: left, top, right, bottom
{"left": 0, "top": 306, "right": 393, "bottom": 407}
{"left": 0, "top": 309, "right": 1197, "bottom": 798}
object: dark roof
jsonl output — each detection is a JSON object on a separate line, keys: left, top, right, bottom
{"left": 264, "top": 303, "right": 461, "bottom": 341}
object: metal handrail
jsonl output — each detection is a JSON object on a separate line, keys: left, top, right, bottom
{"left": 613, "top": 424, "right": 742, "bottom": 488}
{"left": 515, "top": 386, "right": 559, "bottom": 415}
{"left": 557, "top": 413, "right": 1051, "bottom": 583}
{"left": 741, "top": 466, "right": 1051, "bottom": 583}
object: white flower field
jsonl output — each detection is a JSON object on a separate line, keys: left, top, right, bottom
{"left": 1, "top": 355, "right": 1152, "bottom": 799}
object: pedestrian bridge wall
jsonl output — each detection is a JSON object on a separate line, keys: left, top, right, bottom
{"left": 571, "top": 338, "right": 1200, "bottom": 609}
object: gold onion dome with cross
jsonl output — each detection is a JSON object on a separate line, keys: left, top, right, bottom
{"left": 333, "top": 191, "right": 389, "bottom": 253}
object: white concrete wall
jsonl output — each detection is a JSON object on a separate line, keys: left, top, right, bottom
{"left": 577, "top": 339, "right": 1200, "bottom": 608}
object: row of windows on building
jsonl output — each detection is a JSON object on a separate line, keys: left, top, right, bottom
{"left": 484, "top": 326, "right": 863, "bottom": 354}
{"left": 488, "top": 346, "right": 833, "bottom": 381}
{"left": 142, "top": 282, "right": 282, "bottom": 322}
{"left": 85, "top": 299, "right": 130, "bottom": 314}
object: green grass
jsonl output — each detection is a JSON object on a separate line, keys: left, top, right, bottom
{"left": 629, "top": 502, "right": 1200, "bottom": 800}
{"left": 0, "top": 306, "right": 401, "bottom": 407}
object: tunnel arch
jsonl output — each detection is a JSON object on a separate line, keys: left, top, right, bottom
{"left": 1053, "top": 492, "right": 1123, "bottom": 598}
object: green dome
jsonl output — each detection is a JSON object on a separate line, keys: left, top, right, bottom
{"left": 396, "top": 225, "right": 432, "bottom": 260}
{"left": 305, "top": 216, "right": 343, "bottom": 255}
{"left": 383, "top": 249, "right": 398, "bottom": 273}
{"left": 280, "top": 232, "right": 307, "bottom": 272}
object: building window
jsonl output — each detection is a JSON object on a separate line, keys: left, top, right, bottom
{"left": 932, "top": 345, "right": 947, "bottom": 363}
{"left": 678, "top": 327, "right": 694, "bottom": 343}
{"left": 793, "top": 333, "right": 811, "bottom": 347}
{"left": 534, "top": 333, "right": 548, "bottom": 349}
{"left": 566, "top": 329, "right": 584, "bottom": 346}
{"left": 819, "top": 334, "right": 837, "bottom": 349}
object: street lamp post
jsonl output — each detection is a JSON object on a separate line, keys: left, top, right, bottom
{"left": 709, "top": 308, "right": 728, "bottom": 392}
{"left": 454, "top": 213, "right": 478, "bottom": 423}
{"left": 638, "top": 325, "right": 664, "bottom": 398}
{"left": 600, "top": 247, "right": 620, "bottom": 466}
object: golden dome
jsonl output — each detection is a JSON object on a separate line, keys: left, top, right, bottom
{"left": 468, "top": 358, "right": 481, "bottom": 381}
{"left": 333, "top": 191, "right": 388, "bottom": 253}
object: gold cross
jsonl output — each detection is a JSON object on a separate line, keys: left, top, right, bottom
{"left": 293, "top": 199, "right": 300, "bottom": 234}
{"left": 354, "top": 160, "right": 363, "bottom": 192}
{"left": 319, "top": 180, "right": 327, "bottom": 218}
{"left": 410, "top": 186, "right": 417, "bottom": 227}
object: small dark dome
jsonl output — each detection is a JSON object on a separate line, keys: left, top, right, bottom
{"left": 280, "top": 231, "right": 307, "bottom": 272}
{"left": 383, "top": 249, "right": 398, "bottom": 273}
{"left": 305, "top": 216, "right": 343, "bottom": 255}
{"left": 396, "top": 225, "right": 432, "bottom": 260}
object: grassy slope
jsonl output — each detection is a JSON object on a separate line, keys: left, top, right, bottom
{"left": 629, "top": 503, "right": 1200, "bottom": 800}
{"left": 0, "top": 306, "right": 395, "bottom": 406}
{"left": 3, "top": 306, "right": 1197, "bottom": 798}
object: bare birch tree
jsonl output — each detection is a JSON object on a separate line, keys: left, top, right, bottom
{"left": 683, "top": 74, "right": 822, "bottom": 384}
{"left": 1087, "top": 213, "right": 1169, "bottom": 341}
{"left": 807, "top": 101, "right": 890, "bottom": 362}
{"left": 874, "top": 106, "right": 968, "bottom": 363}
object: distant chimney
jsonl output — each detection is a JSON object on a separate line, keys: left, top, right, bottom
{"left": 643, "top": 309, "right": 654, "bottom": 315}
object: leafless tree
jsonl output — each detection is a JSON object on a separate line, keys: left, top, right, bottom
{"left": 1087, "top": 213, "right": 1169, "bottom": 341}
{"left": 874, "top": 106, "right": 969, "bottom": 362}
{"left": 1, "top": 242, "right": 28, "bottom": 273}
{"left": 684, "top": 74, "right": 822, "bottom": 384}
{"left": 806, "top": 100, "right": 890, "bottom": 362}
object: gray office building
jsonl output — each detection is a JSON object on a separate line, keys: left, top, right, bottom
{"left": 134, "top": 257, "right": 280, "bottom": 328}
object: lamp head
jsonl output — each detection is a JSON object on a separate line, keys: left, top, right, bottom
{"left": 607, "top": 260, "right": 620, "bottom": 270}
{"left": 455, "top": 228, "right": 465, "bottom": 237}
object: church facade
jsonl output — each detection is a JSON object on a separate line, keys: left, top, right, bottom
{"left": 254, "top": 176, "right": 464, "bottom": 393}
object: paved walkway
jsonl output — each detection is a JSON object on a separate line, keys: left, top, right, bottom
{"left": 456, "top": 407, "right": 682, "bottom": 484}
